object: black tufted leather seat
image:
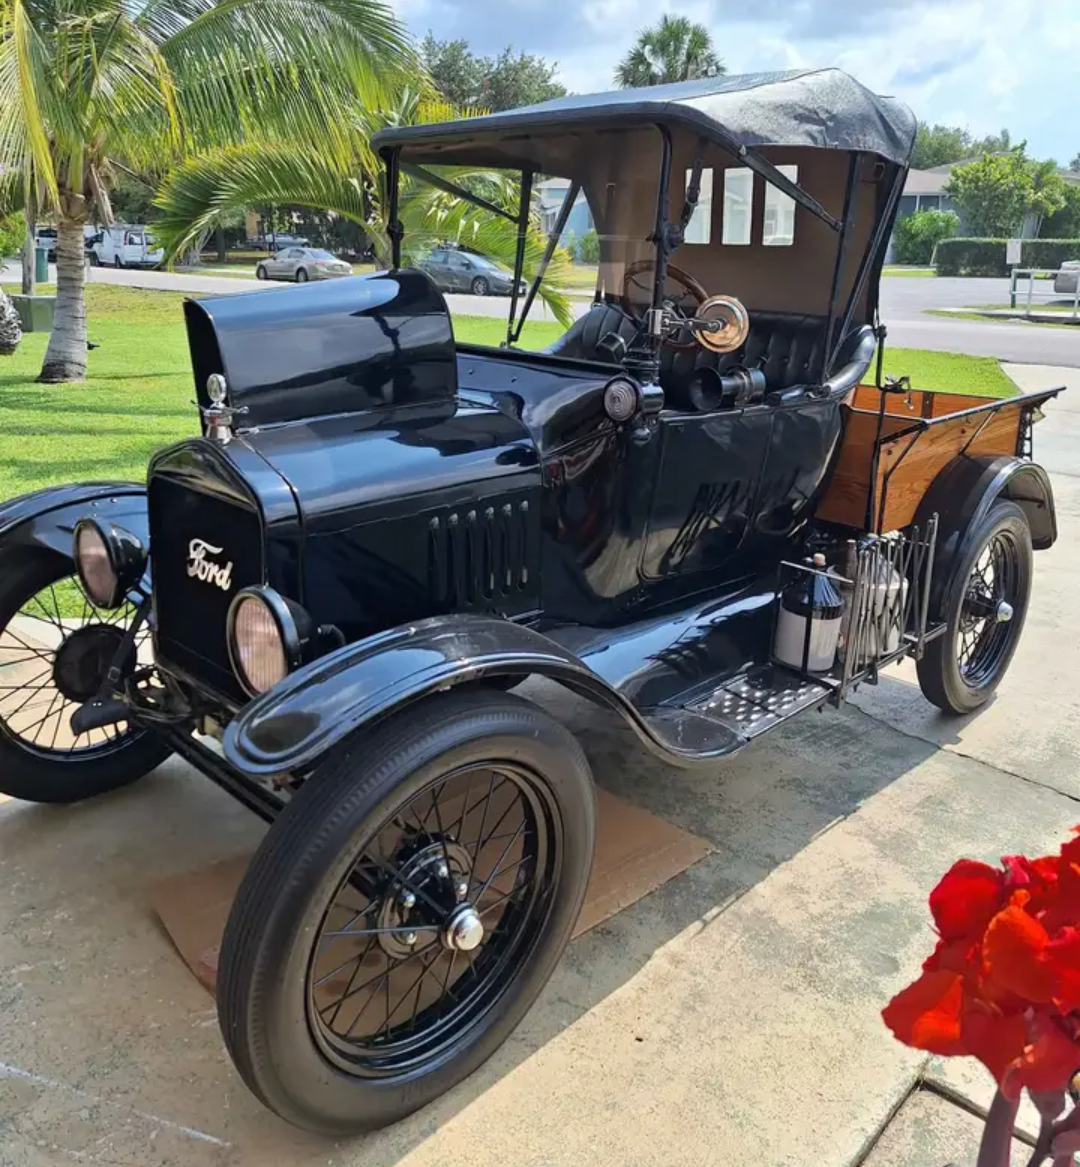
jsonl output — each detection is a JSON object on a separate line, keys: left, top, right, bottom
{"left": 547, "top": 302, "right": 833, "bottom": 410}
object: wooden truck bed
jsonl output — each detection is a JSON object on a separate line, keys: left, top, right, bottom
{"left": 817, "top": 384, "right": 1060, "bottom": 533}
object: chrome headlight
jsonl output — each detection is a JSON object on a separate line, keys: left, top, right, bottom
{"left": 227, "top": 586, "right": 312, "bottom": 696}
{"left": 73, "top": 520, "right": 147, "bottom": 610}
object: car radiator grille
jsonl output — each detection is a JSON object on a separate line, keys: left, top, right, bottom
{"left": 149, "top": 475, "right": 264, "bottom": 702}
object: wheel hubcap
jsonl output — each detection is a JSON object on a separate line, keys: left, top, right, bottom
{"left": 444, "top": 905, "right": 484, "bottom": 952}
{"left": 376, "top": 839, "right": 472, "bottom": 960}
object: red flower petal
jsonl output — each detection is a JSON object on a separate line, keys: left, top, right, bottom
{"left": 1046, "top": 928, "right": 1080, "bottom": 1012}
{"left": 883, "top": 970, "right": 966, "bottom": 1055}
{"left": 961, "top": 1009, "right": 1029, "bottom": 1086}
{"left": 1005, "top": 1016, "right": 1080, "bottom": 1099}
{"left": 930, "top": 860, "right": 1005, "bottom": 941}
{"left": 983, "top": 906, "right": 1055, "bottom": 1003}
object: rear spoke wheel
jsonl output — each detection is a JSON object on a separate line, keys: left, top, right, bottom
{"left": 917, "top": 500, "right": 1033, "bottom": 715}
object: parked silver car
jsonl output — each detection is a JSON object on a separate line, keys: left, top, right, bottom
{"left": 1053, "top": 260, "right": 1080, "bottom": 295}
{"left": 255, "top": 247, "right": 352, "bottom": 282}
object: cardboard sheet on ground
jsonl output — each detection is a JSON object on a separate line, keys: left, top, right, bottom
{"left": 150, "top": 788, "right": 711, "bottom": 995}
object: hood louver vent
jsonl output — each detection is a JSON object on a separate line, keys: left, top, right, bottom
{"left": 428, "top": 497, "right": 537, "bottom": 611}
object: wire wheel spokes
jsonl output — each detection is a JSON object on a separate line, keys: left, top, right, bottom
{"left": 958, "top": 532, "right": 1018, "bottom": 687}
{"left": 307, "top": 761, "right": 561, "bottom": 1077}
{"left": 0, "top": 574, "right": 148, "bottom": 757}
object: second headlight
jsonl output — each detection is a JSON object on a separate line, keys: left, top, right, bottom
{"left": 73, "top": 519, "right": 147, "bottom": 610}
{"left": 227, "top": 586, "right": 313, "bottom": 696}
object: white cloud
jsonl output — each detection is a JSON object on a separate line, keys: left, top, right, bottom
{"left": 407, "top": 0, "right": 1079, "bottom": 162}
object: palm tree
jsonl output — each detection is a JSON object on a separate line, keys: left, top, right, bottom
{"left": 615, "top": 15, "right": 724, "bottom": 88}
{"left": 0, "top": 0, "right": 414, "bottom": 383}
{"left": 152, "top": 92, "right": 575, "bottom": 327}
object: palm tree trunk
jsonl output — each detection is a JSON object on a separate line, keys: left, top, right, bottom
{"left": 0, "top": 287, "right": 23, "bottom": 355}
{"left": 38, "top": 217, "right": 88, "bottom": 383}
{"left": 215, "top": 224, "right": 227, "bottom": 263}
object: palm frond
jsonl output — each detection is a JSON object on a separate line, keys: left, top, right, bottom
{"left": 152, "top": 143, "right": 368, "bottom": 256}
{"left": 153, "top": 144, "right": 574, "bottom": 329}
{"left": 0, "top": 0, "right": 59, "bottom": 204}
{"left": 145, "top": 0, "right": 417, "bottom": 165}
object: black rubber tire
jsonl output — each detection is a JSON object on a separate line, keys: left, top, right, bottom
{"left": 0, "top": 553, "right": 171, "bottom": 803}
{"left": 217, "top": 689, "right": 596, "bottom": 1135}
{"left": 917, "top": 500, "right": 1033, "bottom": 715}
{"left": 296, "top": 267, "right": 309, "bottom": 283}
{"left": 471, "top": 276, "right": 489, "bottom": 296}
{"left": 255, "top": 264, "right": 268, "bottom": 280}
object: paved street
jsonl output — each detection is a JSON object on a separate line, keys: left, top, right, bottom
{"left": 1, "top": 371, "right": 1078, "bottom": 1165}
{"left": 7, "top": 260, "right": 1080, "bottom": 365}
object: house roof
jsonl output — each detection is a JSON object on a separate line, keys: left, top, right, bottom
{"left": 905, "top": 169, "right": 952, "bottom": 195}
{"left": 372, "top": 68, "right": 917, "bottom": 168}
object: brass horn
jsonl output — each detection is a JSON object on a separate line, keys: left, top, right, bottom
{"left": 692, "top": 295, "right": 750, "bottom": 354}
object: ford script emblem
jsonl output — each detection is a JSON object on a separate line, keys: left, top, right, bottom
{"left": 187, "top": 538, "right": 234, "bottom": 591}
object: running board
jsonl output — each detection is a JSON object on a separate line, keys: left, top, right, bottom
{"left": 639, "top": 665, "right": 831, "bottom": 761}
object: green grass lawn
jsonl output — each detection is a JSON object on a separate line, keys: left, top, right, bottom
{"left": 882, "top": 266, "right": 935, "bottom": 277}
{"left": 0, "top": 284, "right": 1015, "bottom": 500}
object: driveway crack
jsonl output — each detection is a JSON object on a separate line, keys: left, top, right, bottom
{"left": 847, "top": 703, "right": 1080, "bottom": 806}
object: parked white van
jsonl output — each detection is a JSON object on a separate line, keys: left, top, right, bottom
{"left": 90, "top": 226, "right": 164, "bottom": 269}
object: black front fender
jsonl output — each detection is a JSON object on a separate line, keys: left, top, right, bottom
{"left": 0, "top": 481, "right": 148, "bottom": 562}
{"left": 223, "top": 614, "right": 659, "bottom": 778}
{"left": 915, "top": 454, "right": 1056, "bottom": 619}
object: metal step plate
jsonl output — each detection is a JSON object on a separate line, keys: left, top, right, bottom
{"left": 688, "top": 666, "right": 830, "bottom": 740}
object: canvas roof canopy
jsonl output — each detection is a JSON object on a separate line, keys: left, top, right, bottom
{"left": 371, "top": 69, "right": 917, "bottom": 172}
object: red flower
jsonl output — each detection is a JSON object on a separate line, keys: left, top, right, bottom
{"left": 883, "top": 830, "right": 1080, "bottom": 1097}
{"left": 929, "top": 859, "right": 1005, "bottom": 940}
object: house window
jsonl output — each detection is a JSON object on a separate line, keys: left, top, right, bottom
{"left": 684, "top": 168, "right": 713, "bottom": 244}
{"left": 763, "top": 165, "right": 797, "bottom": 246}
{"left": 722, "top": 168, "right": 753, "bottom": 245}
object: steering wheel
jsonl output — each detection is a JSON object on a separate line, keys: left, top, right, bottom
{"left": 621, "top": 259, "right": 709, "bottom": 352}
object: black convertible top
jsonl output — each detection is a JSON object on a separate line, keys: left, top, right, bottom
{"left": 373, "top": 68, "right": 917, "bottom": 167}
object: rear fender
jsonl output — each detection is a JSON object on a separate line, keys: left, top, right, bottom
{"left": 0, "top": 482, "right": 148, "bottom": 564}
{"left": 914, "top": 455, "right": 1055, "bottom": 619}
{"left": 223, "top": 614, "right": 659, "bottom": 778}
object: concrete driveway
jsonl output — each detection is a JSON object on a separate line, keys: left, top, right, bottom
{"left": 2, "top": 371, "right": 1079, "bottom": 1166}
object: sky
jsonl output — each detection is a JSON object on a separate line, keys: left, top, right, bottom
{"left": 397, "top": 0, "right": 1080, "bottom": 165}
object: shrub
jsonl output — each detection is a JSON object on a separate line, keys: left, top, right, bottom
{"left": 0, "top": 212, "right": 26, "bottom": 260}
{"left": 935, "top": 237, "right": 1080, "bottom": 277}
{"left": 892, "top": 209, "right": 959, "bottom": 265}
{"left": 1042, "top": 184, "right": 1080, "bottom": 239}
{"left": 576, "top": 228, "right": 599, "bottom": 265}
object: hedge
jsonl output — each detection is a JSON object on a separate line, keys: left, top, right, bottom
{"left": 935, "top": 238, "right": 1080, "bottom": 277}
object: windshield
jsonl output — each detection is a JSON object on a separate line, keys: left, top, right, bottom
{"left": 309, "top": 249, "right": 338, "bottom": 260}
{"left": 395, "top": 134, "right": 665, "bottom": 351}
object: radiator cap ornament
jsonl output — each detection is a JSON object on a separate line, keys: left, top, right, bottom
{"left": 201, "top": 373, "right": 247, "bottom": 444}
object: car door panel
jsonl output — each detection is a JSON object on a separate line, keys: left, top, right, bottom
{"left": 745, "top": 397, "right": 842, "bottom": 547}
{"left": 641, "top": 409, "right": 773, "bottom": 580}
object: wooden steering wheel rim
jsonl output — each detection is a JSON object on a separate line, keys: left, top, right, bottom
{"left": 620, "top": 259, "right": 710, "bottom": 352}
